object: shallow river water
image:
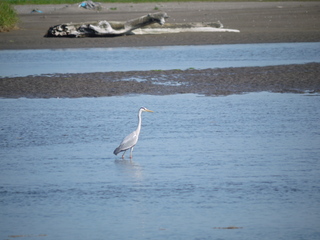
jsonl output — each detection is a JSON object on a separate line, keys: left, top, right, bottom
{"left": 0, "top": 42, "right": 320, "bottom": 77}
{"left": 1, "top": 92, "right": 320, "bottom": 240}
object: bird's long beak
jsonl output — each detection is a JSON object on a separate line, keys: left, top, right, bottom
{"left": 146, "top": 109, "right": 154, "bottom": 113}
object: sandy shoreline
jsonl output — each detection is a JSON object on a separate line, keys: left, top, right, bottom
{"left": 0, "top": 2, "right": 320, "bottom": 98}
{"left": 1, "top": 2, "right": 320, "bottom": 49}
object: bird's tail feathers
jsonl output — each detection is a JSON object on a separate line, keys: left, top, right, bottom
{"left": 113, "top": 147, "right": 121, "bottom": 155}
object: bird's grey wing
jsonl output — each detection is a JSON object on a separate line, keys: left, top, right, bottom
{"left": 120, "top": 131, "right": 138, "bottom": 149}
{"left": 114, "top": 131, "right": 138, "bottom": 155}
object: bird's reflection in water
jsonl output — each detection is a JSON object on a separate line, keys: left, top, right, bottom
{"left": 114, "top": 159, "right": 148, "bottom": 235}
{"left": 114, "top": 159, "right": 144, "bottom": 182}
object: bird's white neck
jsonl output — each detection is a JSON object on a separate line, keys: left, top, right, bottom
{"left": 136, "top": 108, "right": 143, "bottom": 134}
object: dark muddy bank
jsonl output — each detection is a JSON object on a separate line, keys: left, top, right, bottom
{"left": 1, "top": 63, "right": 319, "bottom": 98}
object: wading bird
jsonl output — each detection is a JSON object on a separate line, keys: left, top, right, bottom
{"left": 113, "top": 107, "right": 153, "bottom": 159}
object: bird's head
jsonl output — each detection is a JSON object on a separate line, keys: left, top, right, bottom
{"left": 140, "top": 107, "right": 154, "bottom": 113}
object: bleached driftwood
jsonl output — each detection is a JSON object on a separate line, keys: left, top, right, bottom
{"left": 132, "top": 21, "right": 240, "bottom": 34}
{"left": 45, "top": 12, "right": 239, "bottom": 37}
{"left": 45, "top": 12, "right": 169, "bottom": 37}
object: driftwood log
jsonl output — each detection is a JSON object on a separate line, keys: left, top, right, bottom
{"left": 131, "top": 21, "right": 241, "bottom": 34}
{"left": 45, "top": 12, "right": 239, "bottom": 37}
{"left": 45, "top": 12, "right": 169, "bottom": 37}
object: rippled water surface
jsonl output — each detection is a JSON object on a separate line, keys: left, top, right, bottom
{"left": 1, "top": 93, "right": 320, "bottom": 240}
{"left": 0, "top": 42, "right": 320, "bottom": 77}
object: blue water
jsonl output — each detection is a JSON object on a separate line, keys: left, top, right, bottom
{"left": 0, "top": 42, "right": 319, "bottom": 77}
{"left": 1, "top": 93, "right": 320, "bottom": 240}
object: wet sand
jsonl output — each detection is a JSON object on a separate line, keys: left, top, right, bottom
{"left": 1, "top": 63, "right": 319, "bottom": 98}
{"left": 0, "top": 2, "right": 320, "bottom": 98}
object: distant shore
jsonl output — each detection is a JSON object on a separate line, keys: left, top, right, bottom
{"left": 0, "top": 2, "right": 319, "bottom": 98}
{"left": 1, "top": 2, "right": 320, "bottom": 49}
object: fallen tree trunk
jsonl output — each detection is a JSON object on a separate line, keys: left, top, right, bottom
{"left": 45, "top": 12, "right": 169, "bottom": 37}
{"left": 132, "top": 21, "right": 240, "bottom": 34}
{"left": 45, "top": 12, "right": 239, "bottom": 37}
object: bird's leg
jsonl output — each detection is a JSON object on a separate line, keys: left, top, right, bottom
{"left": 122, "top": 150, "right": 126, "bottom": 159}
{"left": 129, "top": 147, "right": 134, "bottom": 159}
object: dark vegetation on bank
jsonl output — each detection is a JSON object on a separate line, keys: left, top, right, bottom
{"left": 4, "top": 0, "right": 315, "bottom": 4}
{"left": 0, "top": 2, "right": 18, "bottom": 32}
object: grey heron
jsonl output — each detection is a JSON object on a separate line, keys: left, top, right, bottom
{"left": 113, "top": 107, "right": 153, "bottom": 159}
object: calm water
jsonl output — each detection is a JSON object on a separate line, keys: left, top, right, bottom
{"left": 0, "top": 93, "right": 320, "bottom": 240}
{"left": 0, "top": 42, "right": 320, "bottom": 77}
